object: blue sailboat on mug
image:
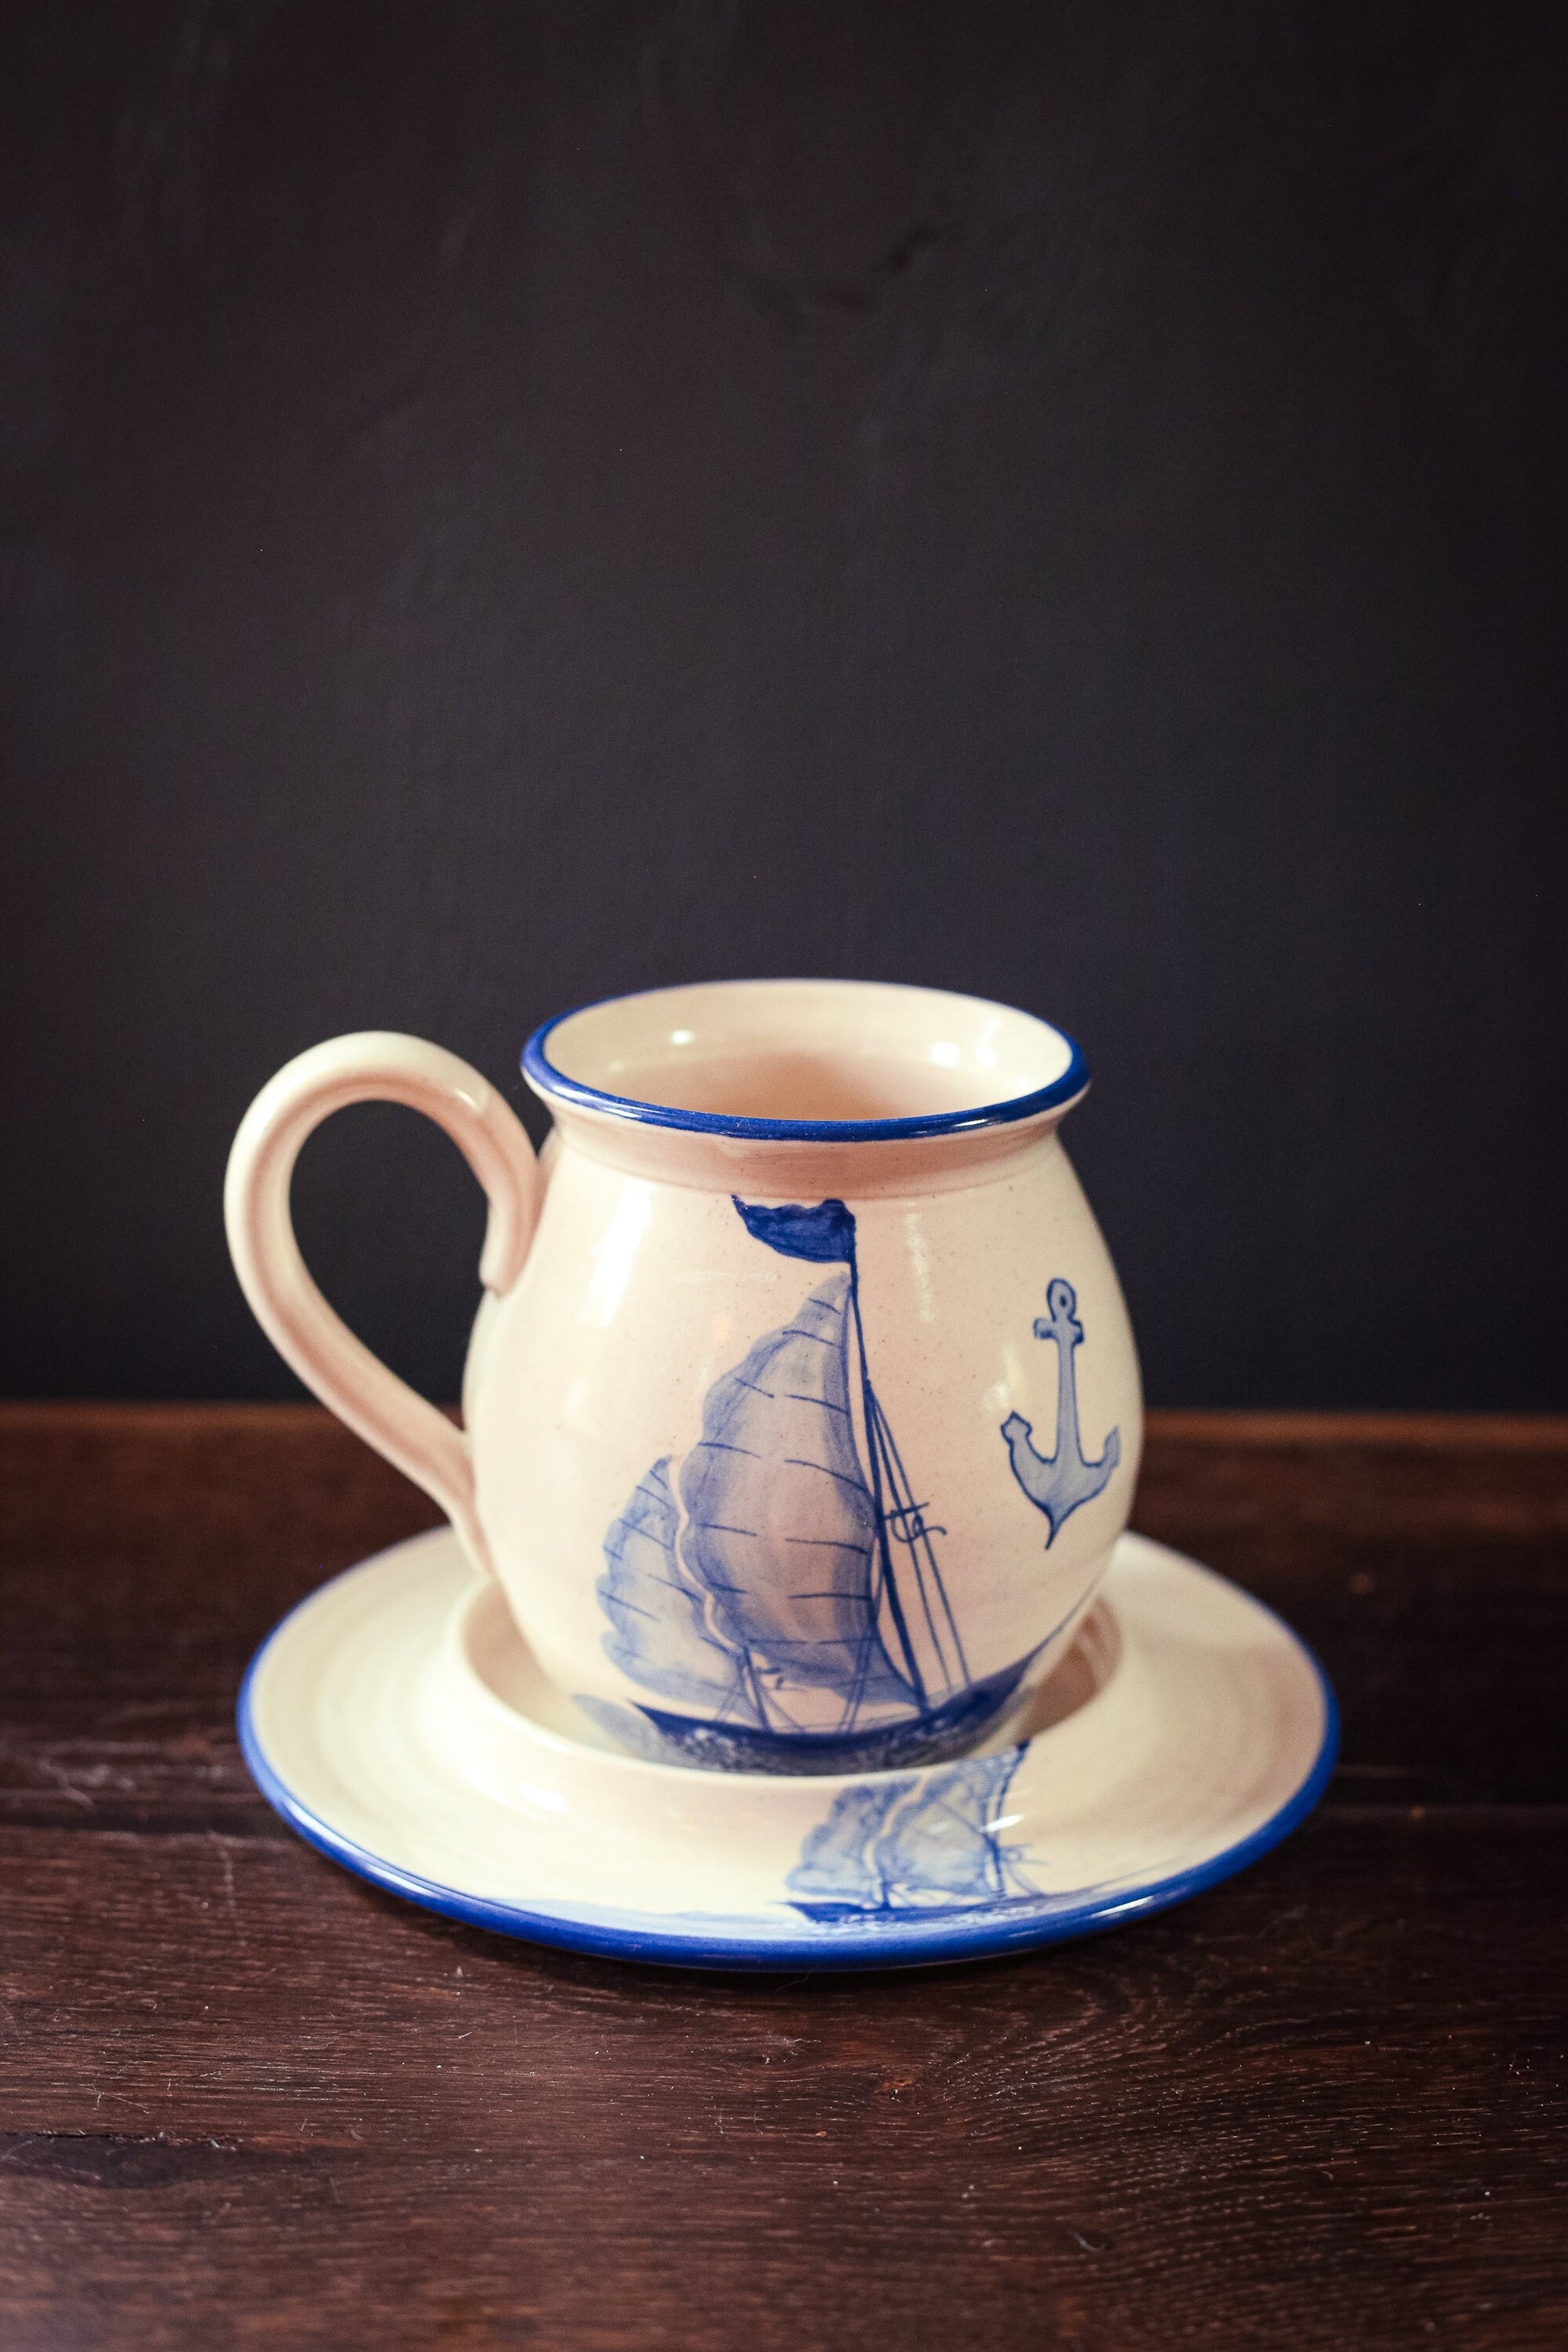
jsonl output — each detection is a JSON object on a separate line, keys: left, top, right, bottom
{"left": 786, "top": 1750, "right": 1035, "bottom": 1923}
{"left": 581, "top": 1197, "right": 1047, "bottom": 1773}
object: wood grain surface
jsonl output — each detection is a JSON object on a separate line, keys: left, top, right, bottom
{"left": 2, "top": 1405, "right": 1565, "bottom": 2350}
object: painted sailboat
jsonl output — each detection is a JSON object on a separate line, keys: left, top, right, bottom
{"left": 786, "top": 1750, "right": 1035, "bottom": 1922}
{"left": 582, "top": 1196, "right": 1045, "bottom": 1773}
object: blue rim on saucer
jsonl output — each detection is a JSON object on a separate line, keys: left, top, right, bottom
{"left": 237, "top": 1530, "right": 1338, "bottom": 1972}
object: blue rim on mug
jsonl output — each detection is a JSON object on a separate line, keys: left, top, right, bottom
{"left": 521, "top": 977, "right": 1092, "bottom": 1144}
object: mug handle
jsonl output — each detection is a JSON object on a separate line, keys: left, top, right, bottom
{"left": 224, "top": 1033, "right": 541, "bottom": 1574}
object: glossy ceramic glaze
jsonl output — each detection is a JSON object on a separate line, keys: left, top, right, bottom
{"left": 239, "top": 1527, "right": 1338, "bottom": 1970}
{"left": 226, "top": 981, "right": 1143, "bottom": 1772}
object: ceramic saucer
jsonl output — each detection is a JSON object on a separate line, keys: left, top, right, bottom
{"left": 239, "top": 1529, "right": 1337, "bottom": 1972}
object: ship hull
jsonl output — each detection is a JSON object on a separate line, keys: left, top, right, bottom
{"left": 609, "top": 1648, "right": 1039, "bottom": 1775}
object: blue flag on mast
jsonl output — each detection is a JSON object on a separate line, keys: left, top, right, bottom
{"left": 731, "top": 1197, "right": 857, "bottom": 1264}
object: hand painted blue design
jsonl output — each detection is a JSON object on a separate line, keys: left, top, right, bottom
{"left": 679, "top": 1269, "right": 911, "bottom": 1715}
{"left": 786, "top": 1750, "right": 1035, "bottom": 1920}
{"left": 731, "top": 1195, "right": 857, "bottom": 1264}
{"left": 596, "top": 1458, "right": 754, "bottom": 1715}
{"left": 586, "top": 1196, "right": 1048, "bottom": 1773}
{"left": 581, "top": 1655, "right": 1040, "bottom": 1776}
{"left": 1002, "top": 1279, "right": 1121, "bottom": 1545}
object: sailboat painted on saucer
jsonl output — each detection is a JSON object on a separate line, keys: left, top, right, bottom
{"left": 786, "top": 1749, "right": 1036, "bottom": 1922}
{"left": 580, "top": 1195, "right": 1110, "bottom": 1773}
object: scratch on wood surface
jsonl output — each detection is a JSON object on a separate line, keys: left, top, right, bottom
{"left": 207, "top": 1831, "right": 247, "bottom": 1948}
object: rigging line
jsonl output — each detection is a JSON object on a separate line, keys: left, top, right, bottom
{"left": 869, "top": 1392, "right": 960, "bottom": 1693}
{"left": 835, "top": 1616, "right": 879, "bottom": 1733}
{"left": 872, "top": 1387, "right": 965, "bottom": 1679}
{"left": 878, "top": 1782, "right": 923, "bottom": 1909}
{"left": 741, "top": 1649, "right": 774, "bottom": 1729}
{"left": 871, "top": 1400, "right": 952, "bottom": 1692}
{"left": 848, "top": 1265, "right": 927, "bottom": 1711}
{"left": 993, "top": 1761, "right": 1023, "bottom": 1897}
{"left": 870, "top": 1389, "right": 972, "bottom": 1687}
{"left": 849, "top": 1500, "right": 894, "bottom": 1736}
{"left": 712, "top": 1662, "right": 763, "bottom": 1727}
{"left": 999, "top": 1757, "right": 1026, "bottom": 1888}
{"left": 985, "top": 1794, "right": 1008, "bottom": 1900}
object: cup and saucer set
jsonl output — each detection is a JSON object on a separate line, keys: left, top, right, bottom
{"left": 228, "top": 981, "right": 1336, "bottom": 1971}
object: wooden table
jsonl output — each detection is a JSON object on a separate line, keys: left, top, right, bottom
{"left": 2, "top": 1406, "right": 1564, "bottom": 2350}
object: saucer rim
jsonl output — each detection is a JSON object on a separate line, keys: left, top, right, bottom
{"left": 236, "top": 1536, "right": 1340, "bottom": 1973}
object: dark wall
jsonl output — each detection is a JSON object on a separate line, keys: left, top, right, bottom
{"left": 2, "top": 2, "right": 1564, "bottom": 1409}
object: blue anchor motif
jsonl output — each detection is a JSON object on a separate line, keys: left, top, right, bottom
{"left": 1001, "top": 1279, "right": 1121, "bottom": 1545}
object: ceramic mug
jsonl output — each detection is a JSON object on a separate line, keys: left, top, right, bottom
{"left": 226, "top": 979, "right": 1142, "bottom": 1773}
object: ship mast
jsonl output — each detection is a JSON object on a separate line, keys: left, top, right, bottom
{"left": 845, "top": 1255, "right": 928, "bottom": 1711}
{"left": 866, "top": 1389, "right": 969, "bottom": 1698}
{"left": 846, "top": 1248, "right": 969, "bottom": 1704}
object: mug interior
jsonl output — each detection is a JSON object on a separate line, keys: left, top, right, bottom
{"left": 525, "top": 980, "right": 1084, "bottom": 1137}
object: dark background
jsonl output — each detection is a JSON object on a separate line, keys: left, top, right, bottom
{"left": 2, "top": 1, "right": 1563, "bottom": 1409}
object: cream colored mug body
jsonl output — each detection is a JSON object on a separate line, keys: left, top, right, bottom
{"left": 226, "top": 980, "right": 1142, "bottom": 1773}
